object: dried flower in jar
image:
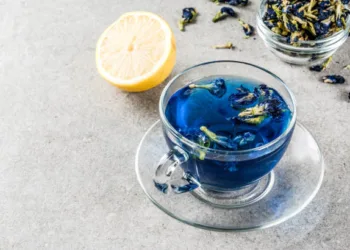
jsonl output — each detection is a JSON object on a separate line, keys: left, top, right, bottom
{"left": 189, "top": 78, "right": 227, "bottom": 98}
{"left": 262, "top": 0, "right": 350, "bottom": 44}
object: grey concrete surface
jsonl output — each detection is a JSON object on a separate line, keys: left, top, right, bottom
{"left": 0, "top": 0, "right": 349, "bottom": 249}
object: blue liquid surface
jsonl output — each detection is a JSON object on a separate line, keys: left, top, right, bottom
{"left": 164, "top": 76, "right": 293, "bottom": 191}
{"left": 166, "top": 76, "right": 292, "bottom": 150}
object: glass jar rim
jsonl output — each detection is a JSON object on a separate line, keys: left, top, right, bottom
{"left": 257, "top": 0, "right": 350, "bottom": 47}
{"left": 159, "top": 60, "right": 297, "bottom": 156}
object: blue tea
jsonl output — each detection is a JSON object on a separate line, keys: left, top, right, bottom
{"left": 164, "top": 76, "right": 293, "bottom": 191}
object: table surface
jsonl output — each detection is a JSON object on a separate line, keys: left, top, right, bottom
{"left": 1, "top": 0, "right": 349, "bottom": 249}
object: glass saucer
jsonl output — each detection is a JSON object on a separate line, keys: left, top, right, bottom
{"left": 135, "top": 120, "right": 324, "bottom": 231}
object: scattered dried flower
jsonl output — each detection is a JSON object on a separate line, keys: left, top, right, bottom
{"left": 178, "top": 8, "right": 198, "bottom": 31}
{"left": 322, "top": 75, "right": 346, "bottom": 84}
{"left": 213, "top": 7, "right": 236, "bottom": 22}
{"left": 213, "top": 42, "right": 234, "bottom": 49}
{"left": 238, "top": 18, "right": 254, "bottom": 37}
{"left": 309, "top": 56, "right": 332, "bottom": 71}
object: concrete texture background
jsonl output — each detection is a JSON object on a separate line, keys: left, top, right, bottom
{"left": 0, "top": 0, "right": 349, "bottom": 249}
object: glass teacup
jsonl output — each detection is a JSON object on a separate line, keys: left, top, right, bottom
{"left": 154, "top": 61, "right": 296, "bottom": 207}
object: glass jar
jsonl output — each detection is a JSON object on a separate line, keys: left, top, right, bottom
{"left": 256, "top": 0, "right": 350, "bottom": 65}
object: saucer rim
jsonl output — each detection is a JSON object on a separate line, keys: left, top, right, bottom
{"left": 135, "top": 120, "right": 325, "bottom": 232}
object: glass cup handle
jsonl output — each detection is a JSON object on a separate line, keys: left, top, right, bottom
{"left": 153, "top": 146, "right": 200, "bottom": 194}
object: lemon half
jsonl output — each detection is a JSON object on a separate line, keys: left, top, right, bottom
{"left": 96, "top": 12, "right": 176, "bottom": 92}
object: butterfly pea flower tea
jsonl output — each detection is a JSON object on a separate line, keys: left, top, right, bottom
{"left": 163, "top": 76, "right": 293, "bottom": 191}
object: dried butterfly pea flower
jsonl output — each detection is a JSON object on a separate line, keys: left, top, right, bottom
{"left": 189, "top": 78, "right": 227, "bottom": 97}
{"left": 213, "top": 42, "right": 234, "bottom": 49}
{"left": 229, "top": 85, "right": 258, "bottom": 107}
{"left": 234, "top": 0, "right": 249, "bottom": 6}
{"left": 271, "top": 26, "right": 289, "bottom": 36}
{"left": 200, "top": 126, "right": 237, "bottom": 149}
{"left": 289, "top": 14, "right": 307, "bottom": 26}
{"left": 282, "top": 3, "right": 304, "bottom": 15}
{"left": 309, "top": 56, "right": 332, "bottom": 71}
{"left": 308, "top": 0, "right": 318, "bottom": 12}
{"left": 213, "top": 7, "right": 236, "bottom": 22}
{"left": 183, "top": 131, "right": 211, "bottom": 160}
{"left": 283, "top": 13, "right": 298, "bottom": 32}
{"left": 264, "top": 99, "right": 284, "bottom": 118}
{"left": 237, "top": 105, "right": 268, "bottom": 125}
{"left": 318, "top": 9, "right": 332, "bottom": 21}
{"left": 335, "top": 2, "right": 343, "bottom": 27}
{"left": 266, "top": 0, "right": 280, "bottom": 4}
{"left": 255, "top": 84, "right": 274, "bottom": 99}
{"left": 236, "top": 98, "right": 283, "bottom": 125}
{"left": 178, "top": 8, "right": 198, "bottom": 31}
{"left": 322, "top": 75, "right": 346, "bottom": 84}
{"left": 238, "top": 19, "right": 254, "bottom": 37}
{"left": 212, "top": 0, "right": 227, "bottom": 4}
{"left": 263, "top": 0, "right": 350, "bottom": 42}
{"left": 265, "top": 6, "right": 278, "bottom": 19}
{"left": 314, "top": 17, "right": 332, "bottom": 36}
{"left": 211, "top": 0, "right": 248, "bottom": 5}
{"left": 306, "top": 21, "right": 317, "bottom": 36}
{"left": 319, "top": 0, "right": 331, "bottom": 8}
{"left": 264, "top": 19, "right": 278, "bottom": 28}
{"left": 288, "top": 30, "right": 305, "bottom": 43}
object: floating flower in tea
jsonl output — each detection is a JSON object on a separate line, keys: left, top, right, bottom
{"left": 237, "top": 98, "right": 283, "bottom": 125}
{"left": 200, "top": 126, "right": 237, "bottom": 149}
{"left": 165, "top": 77, "right": 292, "bottom": 152}
{"left": 189, "top": 78, "right": 227, "bottom": 97}
{"left": 237, "top": 105, "right": 268, "bottom": 125}
{"left": 229, "top": 85, "right": 258, "bottom": 107}
{"left": 255, "top": 84, "right": 273, "bottom": 99}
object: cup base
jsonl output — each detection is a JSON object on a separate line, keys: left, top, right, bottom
{"left": 136, "top": 120, "right": 324, "bottom": 231}
{"left": 192, "top": 172, "right": 274, "bottom": 209}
